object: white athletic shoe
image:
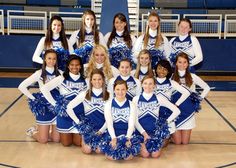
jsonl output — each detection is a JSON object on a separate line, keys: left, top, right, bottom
{"left": 26, "top": 126, "right": 37, "bottom": 137}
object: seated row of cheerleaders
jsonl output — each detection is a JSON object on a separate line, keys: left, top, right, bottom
{"left": 18, "top": 46, "right": 210, "bottom": 160}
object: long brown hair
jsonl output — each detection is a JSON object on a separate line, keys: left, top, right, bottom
{"left": 78, "top": 10, "right": 99, "bottom": 47}
{"left": 107, "top": 13, "right": 132, "bottom": 48}
{"left": 172, "top": 52, "right": 193, "bottom": 87}
{"left": 41, "top": 49, "right": 60, "bottom": 84}
{"left": 45, "top": 16, "right": 68, "bottom": 50}
{"left": 85, "top": 69, "right": 109, "bottom": 101}
{"left": 134, "top": 49, "right": 153, "bottom": 79}
{"left": 143, "top": 12, "right": 163, "bottom": 49}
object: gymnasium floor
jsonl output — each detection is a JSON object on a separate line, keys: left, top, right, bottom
{"left": 0, "top": 76, "right": 236, "bottom": 168}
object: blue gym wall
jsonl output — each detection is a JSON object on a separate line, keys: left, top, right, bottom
{"left": 0, "top": 35, "right": 236, "bottom": 72}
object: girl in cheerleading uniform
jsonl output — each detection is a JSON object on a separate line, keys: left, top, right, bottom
{"left": 32, "top": 15, "right": 73, "bottom": 71}
{"left": 67, "top": 69, "right": 109, "bottom": 154}
{"left": 69, "top": 10, "right": 106, "bottom": 64}
{"left": 133, "top": 75, "right": 180, "bottom": 158}
{"left": 84, "top": 44, "right": 119, "bottom": 82}
{"left": 18, "top": 49, "right": 61, "bottom": 143}
{"left": 169, "top": 18, "right": 203, "bottom": 70}
{"left": 132, "top": 11, "right": 170, "bottom": 69}
{"left": 104, "top": 13, "right": 136, "bottom": 69}
{"left": 131, "top": 49, "right": 154, "bottom": 81}
{"left": 108, "top": 59, "right": 141, "bottom": 101}
{"left": 102, "top": 80, "right": 139, "bottom": 160}
{"left": 154, "top": 60, "right": 190, "bottom": 146}
{"left": 172, "top": 52, "right": 210, "bottom": 144}
{"left": 41, "top": 55, "right": 87, "bottom": 146}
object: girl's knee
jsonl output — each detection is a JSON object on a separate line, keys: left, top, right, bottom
{"left": 141, "top": 151, "right": 150, "bottom": 158}
{"left": 81, "top": 146, "right": 92, "bottom": 154}
{"left": 151, "top": 151, "right": 161, "bottom": 158}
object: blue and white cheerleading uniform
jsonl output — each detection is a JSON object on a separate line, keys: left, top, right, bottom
{"left": 102, "top": 98, "right": 140, "bottom": 160}
{"left": 41, "top": 72, "right": 87, "bottom": 133}
{"left": 154, "top": 77, "right": 190, "bottom": 133}
{"left": 108, "top": 75, "right": 141, "bottom": 101}
{"left": 133, "top": 92, "right": 180, "bottom": 152}
{"left": 69, "top": 28, "right": 107, "bottom": 64}
{"left": 105, "top": 31, "right": 136, "bottom": 68}
{"left": 18, "top": 67, "right": 61, "bottom": 125}
{"left": 32, "top": 33, "right": 73, "bottom": 71}
{"left": 175, "top": 70, "right": 210, "bottom": 130}
{"left": 169, "top": 35, "right": 203, "bottom": 67}
{"left": 131, "top": 66, "right": 150, "bottom": 81}
{"left": 67, "top": 88, "right": 107, "bottom": 150}
{"left": 132, "top": 29, "right": 170, "bottom": 69}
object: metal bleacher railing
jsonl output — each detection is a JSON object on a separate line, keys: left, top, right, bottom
{"left": 183, "top": 14, "right": 222, "bottom": 39}
{"left": 49, "top": 12, "right": 83, "bottom": 35}
{"left": 142, "top": 13, "right": 180, "bottom": 37}
{"left": 7, "top": 10, "right": 47, "bottom": 35}
{"left": 224, "top": 14, "right": 236, "bottom": 39}
{"left": 0, "top": 10, "right": 4, "bottom": 35}
{"left": 3, "top": 10, "right": 236, "bottom": 39}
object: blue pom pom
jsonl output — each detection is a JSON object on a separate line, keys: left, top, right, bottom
{"left": 73, "top": 118, "right": 93, "bottom": 134}
{"left": 189, "top": 92, "right": 202, "bottom": 112}
{"left": 55, "top": 95, "right": 70, "bottom": 117}
{"left": 54, "top": 48, "right": 70, "bottom": 70}
{"left": 74, "top": 43, "right": 93, "bottom": 63}
{"left": 28, "top": 93, "right": 54, "bottom": 116}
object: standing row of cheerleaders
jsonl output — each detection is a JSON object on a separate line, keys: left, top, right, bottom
{"left": 18, "top": 46, "right": 210, "bottom": 160}
{"left": 31, "top": 9, "right": 203, "bottom": 73}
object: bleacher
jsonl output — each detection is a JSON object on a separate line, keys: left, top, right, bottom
{"left": 0, "top": 0, "right": 236, "bottom": 74}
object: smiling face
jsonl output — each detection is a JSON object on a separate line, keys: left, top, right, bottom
{"left": 119, "top": 61, "right": 132, "bottom": 77}
{"left": 114, "top": 83, "right": 127, "bottom": 100}
{"left": 142, "top": 78, "right": 155, "bottom": 93}
{"left": 178, "top": 20, "right": 191, "bottom": 36}
{"left": 176, "top": 56, "right": 189, "bottom": 71}
{"left": 139, "top": 53, "right": 151, "bottom": 67}
{"left": 94, "top": 49, "right": 106, "bottom": 64}
{"left": 45, "top": 52, "right": 57, "bottom": 68}
{"left": 156, "top": 65, "right": 168, "bottom": 78}
{"left": 91, "top": 73, "right": 103, "bottom": 89}
{"left": 114, "top": 17, "right": 126, "bottom": 32}
{"left": 85, "top": 14, "right": 95, "bottom": 28}
{"left": 148, "top": 15, "right": 159, "bottom": 30}
{"left": 51, "top": 19, "right": 62, "bottom": 34}
{"left": 68, "top": 59, "right": 81, "bottom": 75}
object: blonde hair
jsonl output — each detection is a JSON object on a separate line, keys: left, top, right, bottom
{"left": 143, "top": 11, "right": 163, "bottom": 49}
{"left": 86, "top": 44, "right": 113, "bottom": 80}
{"left": 134, "top": 49, "right": 153, "bottom": 79}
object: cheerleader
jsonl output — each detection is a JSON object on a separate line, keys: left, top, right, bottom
{"left": 172, "top": 52, "right": 210, "bottom": 144}
{"left": 169, "top": 18, "right": 203, "bottom": 70}
{"left": 131, "top": 49, "right": 154, "bottom": 81}
{"left": 84, "top": 44, "right": 119, "bottom": 81}
{"left": 67, "top": 69, "right": 109, "bottom": 154}
{"left": 104, "top": 13, "right": 136, "bottom": 69}
{"left": 18, "top": 49, "right": 61, "bottom": 143}
{"left": 132, "top": 11, "right": 170, "bottom": 69}
{"left": 154, "top": 59, "right": 190, "bottom": 146}
{"left": 108, "top": 59, "right": 141, "bottom": 101}
{"left": 133, "top": 75, "right": 180, "bottom": 158}
{"left": 32, "top": 15, "right": 73, "bottom": 71}
{"left": 41, "top": 55, "right": 87, "bottom": 146}
{"left": 69, "top": 9, "right": 106, "bottom": 64}
{"left": 102, "top": 80, "right": 139, "bottom": 160}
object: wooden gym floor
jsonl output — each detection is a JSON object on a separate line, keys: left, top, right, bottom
{"left": 0, "top": 75, "right": 236, "bottom": 168}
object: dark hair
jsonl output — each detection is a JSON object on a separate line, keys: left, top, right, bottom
{"left": 78, "top": 10, "right": 99, "bottom": 47}
{"left": 107, "top": 13, "right": 132, "bottom": 48}
{"left": 178, "top": 18, "right": 192, "bottom": 34}
{"left": 63, "top": 55, "right": 85, "bottom": 80}
{"left": 118, "top": 58, "right": 132, "bottom": 68}
{"left": 41, "top": 49, "right": 60, "bottom": 84}
{"left": 155, "top": 60, "right": 172, "bottom": 79}
{"left": 113, "top": 79, "right": 128, "bottom": 90}
{"left": 85, "top": 69, "right": 109, "bottom": 101}
{"left": 45, "top": 15, "right": 68, "bottom": 50}
{"left": 172, "top": 52, "right": 193, "bottom": 87}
